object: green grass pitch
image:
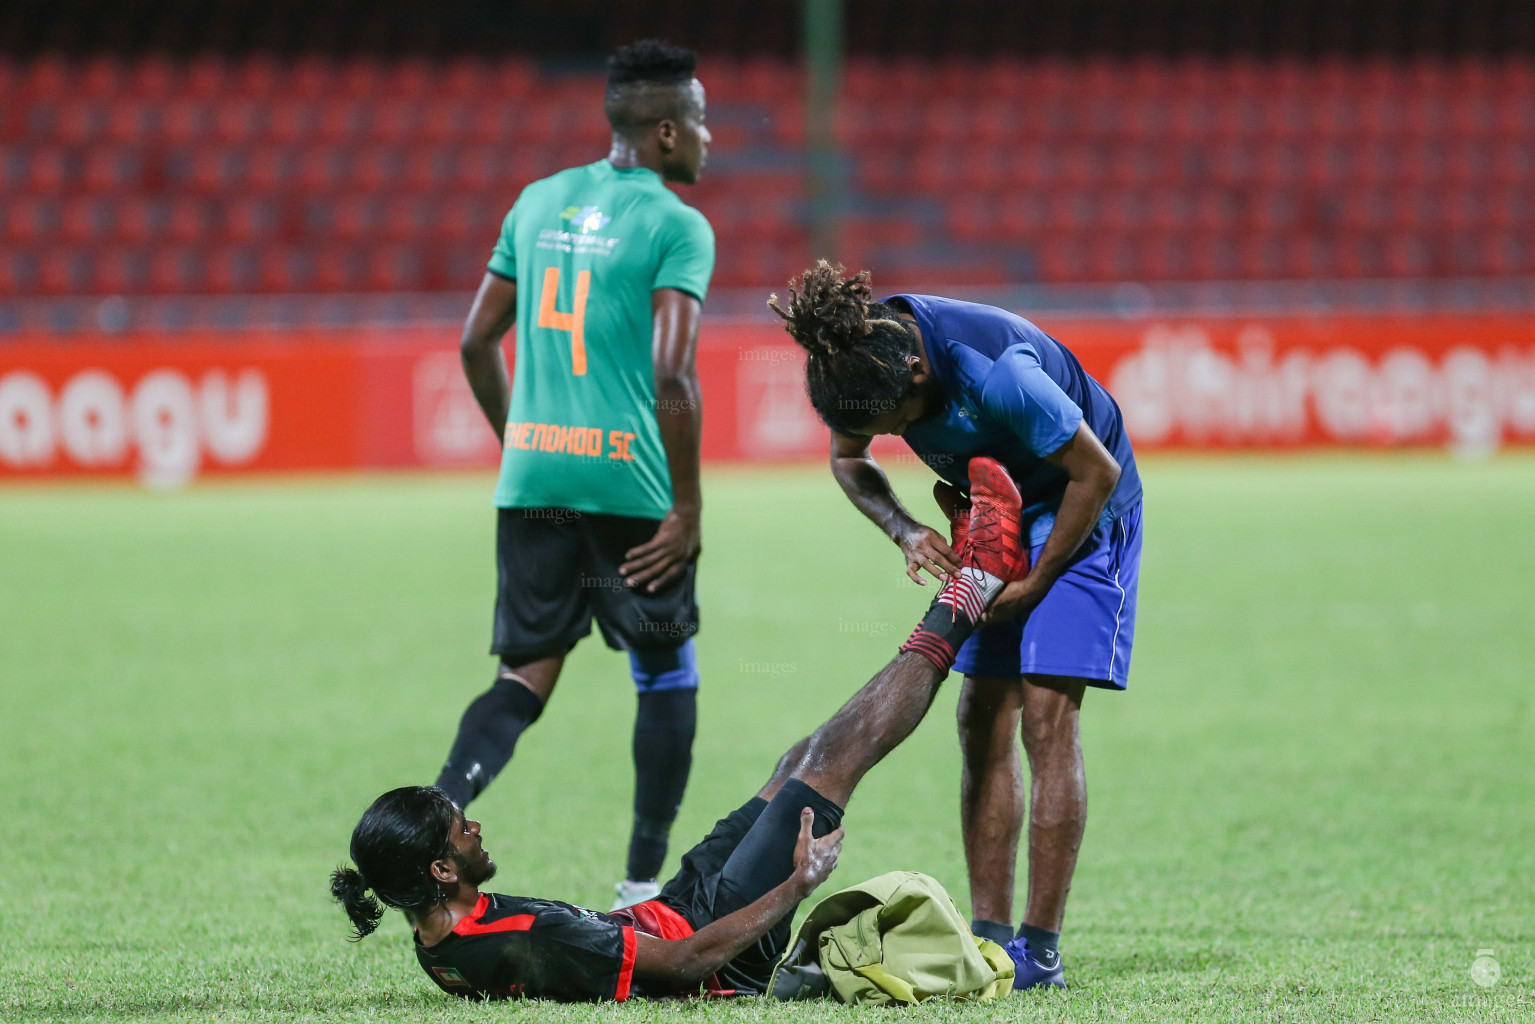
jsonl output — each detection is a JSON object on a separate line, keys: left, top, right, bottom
{"left": 2, "top": 456, "right": 1531, "bottom": 1023}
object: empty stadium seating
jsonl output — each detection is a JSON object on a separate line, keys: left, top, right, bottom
{"left": 1, "top": 53, "right": 1532, "bottom": 295}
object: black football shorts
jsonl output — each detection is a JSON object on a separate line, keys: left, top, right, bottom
{"left": 490, "top": 507, "right": 699, "bottom": 665}
{"left": 656, "top": 799, "right": 783, "bottom": 995}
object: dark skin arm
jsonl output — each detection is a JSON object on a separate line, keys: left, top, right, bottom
{"left": 631, "top": 808, "right": 843, "bottom": 989}
{"left": 459, "top": 272, "right": 519, "bottom": 441}
{"left": 619, "top": 288, "right": 704, "bottom": 593}
{"left": 830, "top": 431, "right": 960, "bottom": 585}
{"left": 982, "top": 420, "right": 1121, "bottom": 624}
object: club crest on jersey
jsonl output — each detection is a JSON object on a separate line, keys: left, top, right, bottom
{"left": 560, "top": 205, "right": 612, "bottom": 234}
{"left": 431, "top": 966, "right": 471, "bottom": 988}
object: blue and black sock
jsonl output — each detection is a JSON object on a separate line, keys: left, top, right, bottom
{"left": 1018, "top": 922, "right": 1061, "bottom": 963}
{"left": 971, "top": 919, "right": 1015, "bottom": 946}
{"left": 626, "top": 643, "right": 699, "bottom": 881}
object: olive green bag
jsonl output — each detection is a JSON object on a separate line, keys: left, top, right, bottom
{"left": 768, "top": 870, "right": 1015, "bottom": 1005}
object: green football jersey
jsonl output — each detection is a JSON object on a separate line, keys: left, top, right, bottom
{"left": 486, "top": 160, "right": 714, "bottom": 519}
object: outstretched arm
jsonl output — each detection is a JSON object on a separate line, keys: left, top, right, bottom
{"left": 619, "top": 288, "right": 703, "bottom": 593}
{"left": 459, "top": 272, "right": 518, "bottom": 441}
{"left": 632, "top": 809, "right": 842, "bottom": 989}
{"left": 830, "top": 431, "right": 959, "bottom": 584}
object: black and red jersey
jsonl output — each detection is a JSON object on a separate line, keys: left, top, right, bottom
{"left": 413, "top": 893, "right": 698, "bottom": 1002}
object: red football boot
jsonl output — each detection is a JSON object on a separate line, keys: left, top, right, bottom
{"left": 926, "top": 458, "right": 1028, "bottom": 632}
{"left": 932, "top": 480, "right": 971, "bottom": 551}
{"left": 963, "top": 457, "right": 1028, "bottom": 583}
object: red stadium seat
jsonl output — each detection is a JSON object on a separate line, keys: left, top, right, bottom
{"left": 211, "top": 99, "right": 262, "bottom": 144}
{"left": 221, "top": 197, "right": 281, "bottom": 243}
{"left": 24, "top": 147, "right": 69, "bottom": 192}
{"left": 166, "top": 198, "right": 210, "bottom": 244}
{"left": 59, "top": 197, "right": 112, "bottom": 243}
{"left": 294, "top": 147, "right": 347, "bottom": 193}
{"left": 0, "top": 249, "right": 39, "bottom": 294}
{"left": 232, "top": 56, "right": 282, "bottom": 100}
{"left": 288, "top": 57, "right": 337, "bottom": 101}
{"left": 450, "top": 147, "right": 500, "bottom": 191}
{"left": 206, "top": 247, "right": 261, "bottom": 294}
{"left": 370, "top": 99, "right": 421, "bottom": 144}
{"left": 442, "top": 58, "right": 491, "bottom": 99}
{"left": 24, "top": 55, "right": 72, "bottom": 101}
{"left": 5, "top": 52, "right": 1526, "bottom": 295}
{"left": 324, "top": 98, "right": 376, "bottom": 143}
{"left": 264, "top": 99, "right": 317, "bottom": 144}
{"left": 126, "top": 56, "right": 178, "bottom": 100}
{"left": 330, "top": 195, "right": 383, "bottom": 243}
{"left": 1384, "top": 232, "right": 1433, "bottom": 277}
{"left": 259, "top": 247, "right": 316, "bottom": 293}
{"left": 37, "top": 247, "right": 93, "bottom": 295}
{"left": 401, "top": 150, "right": 449, "bottom": 191}
{"left": 1033, "top": 234, "right": 1088, "bottom": 284}
{"left": 115, "top": 196, "right": 165, "bottom": 244}
{"left": 81, "top": 147, "right": 143, "bottom": 193}
{"left": 352, "top": 146, "right": 402, "bottom": 191}
{"left": 76, "top": 56, "right": 123, "bottom": 99}
{"left": 236, "top": 147, "right": 284, "bottom": 191}
{"left": 1484, "top": 232, "right": 1530, "bottom": 276}
{"left": 1084, "top": 235, "right": 1139, "bottom": 283}
{"left": 184, "top": 56, "right": 231, "bottom": 100}
{"left": 364, "top": 245, "right": 423, "bottom": 291}
{"left": 146, "top": 247, "right": 205, "bottom": 294}
{"left": 160, "top": 99, "right": 212, "bottom": 145}
{"left": 382, "top": 197, "right": 430, "bottom": 242}
{"left": 1237, "top": 236, "right": 1289, "bottom": 280}
{"left": 1187, "top": 231, "right": 1240, "bottom": 280}
{"left": 315, "top": 245, "right": 365, "bottom": 292}
{"left": 190, "top": 147, "right": 249, "bottom": 194}
{"left": 103, "top": 101, "right": 154, "bottom": 144}
{"left": 5, "top": 196, "right": 61, "bottom": 244}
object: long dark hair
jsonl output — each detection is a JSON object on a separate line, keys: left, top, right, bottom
{"left": 329, "top": 786, "right": 458, "bottom": 941}
{"left": 769, "top": 261, "right": 921, "bottom": 434}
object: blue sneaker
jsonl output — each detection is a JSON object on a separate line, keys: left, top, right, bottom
{"left": 1004, "top": 935, "right": 1066, "bottom": 990}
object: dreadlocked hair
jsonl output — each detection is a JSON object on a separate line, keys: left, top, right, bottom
{"left": 768, "top": 260, "right": 920, "bottom": 434}
{"left": 330, "top": 786, "right": 458, "bottom": 941}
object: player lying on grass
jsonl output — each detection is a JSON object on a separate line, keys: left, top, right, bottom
{"left": 332, "top": 458, "right": 1029, "bottom": 1002}
{"left": 771, "top": 262, "right": 1143, "bottom": 988}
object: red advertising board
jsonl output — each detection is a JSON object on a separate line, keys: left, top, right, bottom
{"left": 3, "top": 314, "right": 1534, "bottom": 483}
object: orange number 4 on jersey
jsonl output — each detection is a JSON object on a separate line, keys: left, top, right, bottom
{"left": 536, "top": 267, "right": 592, "bottom": 376}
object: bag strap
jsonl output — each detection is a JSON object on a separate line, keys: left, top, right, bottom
{"left": 850, "top": 962, "right": 919, "bottom": 1004}
{"left": 975, "top": 937, "right": 1016, "bottom": 999}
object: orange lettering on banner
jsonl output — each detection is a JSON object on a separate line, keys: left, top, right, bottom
{"left": 6, "top": 317, "right": 1535, "bottom": 484}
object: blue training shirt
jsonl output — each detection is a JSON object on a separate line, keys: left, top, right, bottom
{"left": 886, "top": 294, "right": 1142, "bottom": 547}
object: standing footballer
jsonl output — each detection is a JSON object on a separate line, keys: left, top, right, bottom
{"left": 771, "top": 262, "right": 1144, "bottom": 989}
{"left": 434, "top": 40, "right": 714, "bottom": 911}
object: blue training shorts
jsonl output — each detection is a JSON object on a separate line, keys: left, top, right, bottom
{"left": 954, "top": 502, "right": 1142, "bottom": 689}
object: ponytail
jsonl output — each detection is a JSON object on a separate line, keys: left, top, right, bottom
{"left": 331, "top": 785, "right": 458, "bottom": 942}
{"left": 330, "top": 866, "right": 384, "bottom": 941}
{"left": 769, "top": 261, "right": 920, "bottom": 433}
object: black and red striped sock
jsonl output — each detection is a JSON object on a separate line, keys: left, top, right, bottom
{"left": 899, "top": 566, "right": 1005, "bottom": 672}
